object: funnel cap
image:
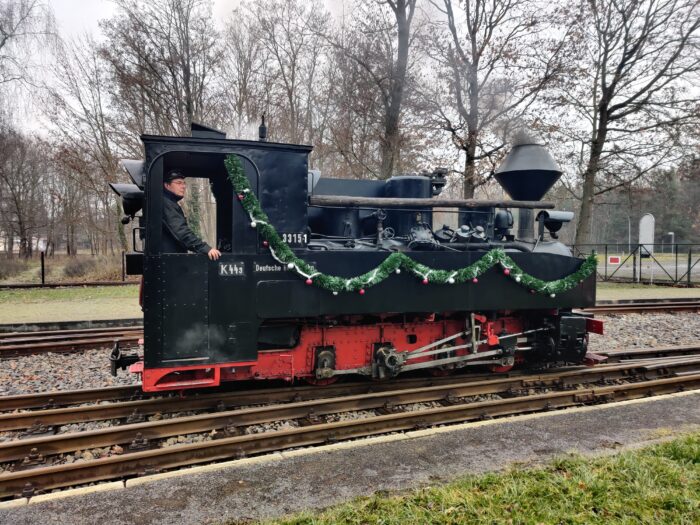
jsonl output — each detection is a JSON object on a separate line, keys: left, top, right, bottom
{"left": 495, "top": 134, "right": 561, "bottom": 201}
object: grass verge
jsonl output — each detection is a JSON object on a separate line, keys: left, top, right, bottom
{"left": 596, "top": 281, "right": 699, "bottom": 300}
{"left": 0, "top": 285, "right": 141, "bottom": 323}
{"left": 260, "top": 433, "right": 700, "bottom": 525}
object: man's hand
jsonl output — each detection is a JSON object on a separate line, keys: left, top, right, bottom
{"left": 208, "top": 248, "right": 221, "bottom": 260}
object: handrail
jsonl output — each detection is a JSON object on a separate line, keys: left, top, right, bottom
{"left": 308, "top": 195, "right": 555, "bottom": 210}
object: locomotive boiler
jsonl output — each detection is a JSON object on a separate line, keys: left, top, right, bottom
{"left": 110, "top": 123, "right": 600, "bottom": 392}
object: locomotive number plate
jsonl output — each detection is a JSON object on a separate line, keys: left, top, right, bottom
{"left": 218, "top": 261, "right": 245, "bottom": 277}
{"left": 281, "top": 232, "right": 309, "bottom": 247}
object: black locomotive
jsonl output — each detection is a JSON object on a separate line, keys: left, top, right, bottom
{"left": 110, "top": 123, "right": 600, "bottom": 392}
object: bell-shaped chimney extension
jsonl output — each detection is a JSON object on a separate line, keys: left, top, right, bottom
{"left": 495, "top": 132, "right": 561, "bottom": 240}
{"left": 494, "top": 131, "right": 561, "bottom": 201}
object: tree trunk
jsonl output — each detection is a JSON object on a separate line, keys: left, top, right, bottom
{"left": 380, "top": 134, "right": 399, "bottom": 180}
{"left": 380, "top": 0, "right": 412, "bottom": 179}
{"left": 575, "top": 116, "right": 608, "bottom": 246}
{"left": 463, "top": 153, "right": 476, "bottom": 199}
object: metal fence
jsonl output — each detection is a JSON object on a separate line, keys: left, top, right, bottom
{"left": 0, "top": 252, "right": 137, "bottom": 287}
{"left": 2, "top": 244, "right": 698, "bottom": 287}
{"left": 571, "top": 243, "right": 700, "bottom": 286}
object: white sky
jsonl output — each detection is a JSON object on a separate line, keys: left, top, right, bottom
{"left": 50, "top": 0, "right": 345, "bottom": 38}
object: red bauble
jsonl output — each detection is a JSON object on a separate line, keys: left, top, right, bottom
{"left": 262, "top": 240, "right": 269, "bottom": 248}
{"left": 305, "top": 278, "right": 313, "bottom": 285}
{"left": 359, "top": 288, "right": 365, "bottom": 295}
{"left": 472, "top": 277, "right": 478, "bottom": 284}
{"left": 503, "top": 268, "right": 510, "bottom": 276}
{"left": 530, "top": 289, "right": 536, "bottom": 294}
{"left": 422, "top": 278, "right": 429, "bottom": 285}
{"left": 237, "top": 194, "right": 244, "bottom": 201}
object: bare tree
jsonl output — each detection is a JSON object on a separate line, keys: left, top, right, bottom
{"left": 423, "top": 0, "right": 567, "bottom": 198}
{"left": 100, "top": 0, "right": 224, "bottom": 242}
{"left": 243, "top": 0, "right": 330, "bottom": 145}
{"left": 0, "top": 0, "right": 53, "bottom": 86}
{"left": 44, "top": 35, "right": 128, "bottom": 253}
{"left": 220, "top": 7, "right": 268, "bottom": 138}
{"left": 324, "top": 0, "right": 417, "bottom": 179}
{"left": 0, "top": 128, "right": 46, "bottom": 257}
{"left": 100, "top": 0, "right": 223, "bottom": 136}
{"left": 556, "top": 0, "right": 700, "bottom": 245}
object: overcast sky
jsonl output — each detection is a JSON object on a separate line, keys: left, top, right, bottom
{"left": 51, "top": 0, "right": 242, "bottom": 37}
{"left": 50, "top": 0, "right": 345, "bottom": 38}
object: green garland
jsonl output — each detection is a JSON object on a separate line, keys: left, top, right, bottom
{"left": 224, "top": 155, "right": 596, "bottom": 296}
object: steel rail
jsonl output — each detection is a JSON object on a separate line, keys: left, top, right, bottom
{"left": 0, "top": 373, "right": 697, "bottom": 499}
{"left": 0, "top": 371, "right": 515, "bottom": 413}
{"left": 0, "top": 336, "right": 141, "bottom": 358}
{"left": 0, "top": 385, "right": 147, "bottom": 412}
{"left": 1, "top": 356, "right": 696, "bottom": 434}
{"left": 0, "top": 332, "right": 142, "bottom": 346}
{"left": 1, "top": 298, "right": 697, "bottom": 357}
{"left": 0, "top": 326, "right": 143, "bottom": 341}
{"left": 0, "top": 358, "right": 698, "bottom": 464}
{"left": 601, "top": 345, "right": 700, "bottom": 361}
{"left": 0, "top": 372, "right": 525, "bottom": 432}
{"left": 583, "top": 300, "right": 700, "bottom": 314}
{"left": 2, "top": 344, "right": 699, "bottom": 415}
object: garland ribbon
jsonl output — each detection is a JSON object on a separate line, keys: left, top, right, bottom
{"left": 224, "top": 155, "right": 597, "bottom": 296}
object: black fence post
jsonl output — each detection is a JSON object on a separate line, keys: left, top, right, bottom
{"left": 40, "top": 251, "right": 45, "bottom": 285}
{"left": 688, "top": 249, "right": 692, "bottom": 287}
{"left": 632, "top": 248, "right": 637, "bottom": 282}
{"left": 675, "top": 244, "right": 678, "bottom": 283}
{"left": 604, "top": 245, "right": 608, "bottom": 280}
{"left": 121, "top": 250, "right": 126, "bottom": 282}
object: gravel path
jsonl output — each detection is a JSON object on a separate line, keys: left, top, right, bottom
{"left": 0, "top": 312, "right": 698, "bottom": 397}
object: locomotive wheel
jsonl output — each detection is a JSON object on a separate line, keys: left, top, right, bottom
{"left": 304, "top": 376, "right": 339, "bottom": 386}
{"left": 490, "top": 364, "right": 514, "bottom": 373}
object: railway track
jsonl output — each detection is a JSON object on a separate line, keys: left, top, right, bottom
{"left": 583, "top": 298, "right": 700, "bottom": 314}
{"left": 1, "top": 350, "right": 699, "bottom": 500}
{"left": 1, "top": 298, "right": 697, "bottom": 358}
{"left": 1, "top": 344, "right": 697, "bottom": 415}
{"left": 0, "top": 327, "right": 142, "bottom": 358}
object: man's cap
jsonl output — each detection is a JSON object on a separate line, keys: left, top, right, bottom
{"left": 164, "top": 170, "right": 186, "bottom": 183}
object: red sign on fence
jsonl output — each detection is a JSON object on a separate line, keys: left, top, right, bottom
{"left": 608, "top": 256, "right": 621, "bottom": 265}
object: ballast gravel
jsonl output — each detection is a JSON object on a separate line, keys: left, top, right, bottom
{"left": 1, "top": 312, "right": 699, "bottom": 397}
{"left": 0, "top": 348, "right": 139, "bottom": 396}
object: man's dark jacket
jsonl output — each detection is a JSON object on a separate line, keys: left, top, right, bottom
{"left": 162, "top": 189, "right": 211, "bottom": 254}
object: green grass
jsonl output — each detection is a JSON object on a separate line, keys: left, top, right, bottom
{"left": 260, "top": 433, "right": 700, "bottom": 525}
{"left": 596, "top": 281, "right": 699, "bottom": 300}
{"left": 0, "top": 285, "right": 141, "bottom": 323}
{"left": 0, "top": 285, "right": 139, "bottom": 303}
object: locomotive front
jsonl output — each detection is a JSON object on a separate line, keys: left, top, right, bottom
{"left": 110, "top": 124, "right": 600, "bottom": 392}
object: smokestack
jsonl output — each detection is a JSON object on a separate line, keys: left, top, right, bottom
{"left": 258, "top": 115, "right": 268, "bottom": 142}
{"left": 495, "top": 131, "right": 562, "bottom": 240}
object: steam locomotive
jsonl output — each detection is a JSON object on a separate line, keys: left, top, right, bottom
{"left": 110, "top": 123, "right": 600, "bottom": 392}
